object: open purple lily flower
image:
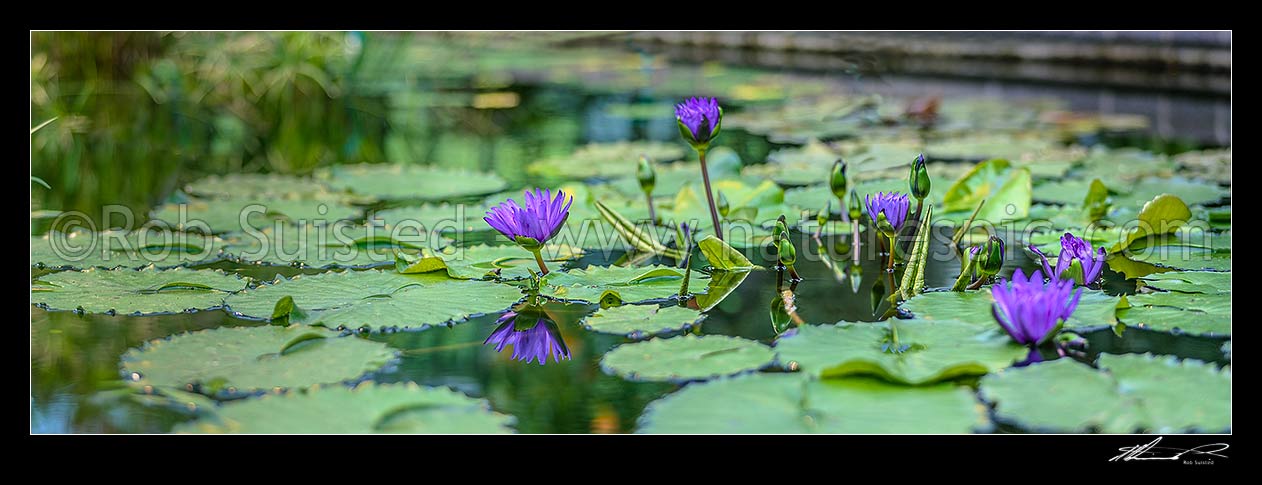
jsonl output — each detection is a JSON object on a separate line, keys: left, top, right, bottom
{"left": 484, "top": 188, "right": 573, "bottom": 275}
{"left": 864, "top": 191, "right": 911, "bottom": 234}
{"left": 1028, "top": 232, "right": 1107, "bottom": 286}
{"left": 675, "top": 97, "right": 722, "bottom": 149}
{"left": 992, "top": 268, "right": 1083, "bottom": 346}
{"left": 484, "top": 310, "right": 571, "bottom": 365}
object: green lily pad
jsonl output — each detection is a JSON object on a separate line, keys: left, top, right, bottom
{"left": 224, "top": 270, "right": 523, "bottom": 329}
{"left": 580, "top": 304, "right": 704, "bottom": 339}
{"left": 941, "top": 159, "right": 1032, "bottom": 223}
{"left": 901, "top": 288, "right": 1121, "bottom": 331}
{"left": 774, "top": 320, "right": 1028, "bottom": 384}
{"left": 31, "top": 229, "right": 229, "bottom": 270}
{"left": 184, "top": 173, "right": 338, "bottom": 200}
{"left": 1127, "top": 246, "right": 1231, "bottom": 272}
{"left": 526, "top": 141, "right": 686, "bottom": 180}
{"left": 1138, "top": 271, "right": 1231, "bottom": 294}
{"left": 980, "top": 353, "right": 1230, "bottom": 432}
{"left": 396, "top": 243, "right": 584, "bottom": 280}
{"left": 120, "top": 325, "right": 396, "bottom": 394}
{"left": 32, "top": 267, "right": 249, "bottom": 315}
{"left": 175, "top": 382, "right": 514, "bottom": 434}
{"left": 1076, "top": 148, "right": 1179, "bottom": 182}
{"left": 540, "top": 264, "right": 708, "bottom": 304}
{"left": 1036, "top": 176, "right": 1227, "bottom": 208}
{"left": 152, "top": 197, "right": 361, "bottom": 234}
{"left": 223, "top": 224, "right": 436, "bottom": 269}
{"left": 637, "top": 373, "right": 982, "bottom": 434}
{"left": 926, "top": 134, "right": 1057, "bottom": 162}
{"left": 600, "top": 334, "right": 776, "bottom": 382}
{"left": 369, "top": 202, "right": 492, "bottom": 235}
{"left": 320, "top": 164, "right": 508, "bottom": 202}
{"left": 1116, "top": 306, "right": 1230, "bottom": 337}
{"left": 1174, "top": 148, "right": 1231, "bottom": 183}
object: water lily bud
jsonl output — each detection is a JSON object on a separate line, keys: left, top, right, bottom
{"left": 773, "top": 215, "right": 789, "bottom": 243}
{"left": 847, "top": 189, "right": 863, "bottom": 222}
{"left": 829, "top": 158, "right": 848, "bottom": 200}
{"left": 770, "top": 294, "right": 793, "bottom": 335}
{"left": 675, "top": 97, "right": 723, "bottom": 152}
{"left": 776, "top": 235, "right": 797, "bottom": 267}
{"left": 909, "top": 154, "right": 931, "bottom": 201}
{"left": 977, "top": 235, "right": 1005, "bottom": 277}
{"left": 637, "top": 156, "right": 656, "bottom": 195}
{"left": 817, "top": 200, "right": 831, "bottom": 228}
{"left": 717, "top": 191, "right": 730, "bottom": 218}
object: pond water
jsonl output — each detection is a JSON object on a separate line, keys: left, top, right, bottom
{"left": 31, "top": 33, "right": 1231, "bottom": 434}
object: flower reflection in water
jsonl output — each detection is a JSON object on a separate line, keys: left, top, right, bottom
{"left": 484, "top": 302, "right": 571, "bottom": 365}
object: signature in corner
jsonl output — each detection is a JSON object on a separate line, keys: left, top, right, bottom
{"left": 1110, "top": 437, "right": 1229, "bottom": 462}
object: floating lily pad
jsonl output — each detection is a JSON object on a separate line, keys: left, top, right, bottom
{"left": 580, "top": 304, "right": 704, "bottom": 339}
{"left": 1077, "top": 148, "right": 1178, "bottom": 182}
{"left": 941, "top": 159, "right": 1032, "bottom": 223}
{"left": 1127, "top": 246, "right": 1231, "bottom": 272}
{"left": 1119, "top": 289, "right": 1230, "bottom": 336}
{"left": 225, "top": 270, "right": 522, "bottom": 329}
{"left": 526, "top": 141, "right": 686, "bottom": 180}
{"left": 600, "top": 334, "right": 775, "bottom": 382}
{"left": 320, "top": 164, "right": 508, "bottom": 202}
{"left": 175, "top": 382, "right": 514, "bottom": 434}
{"left": 121, "top": 325, "right": 396, "bottom": 394}
{"left": 637, "top": 373, "right": 982, "bottom": 434}
{"left": 540, "top": 265, "right": 708, "bottom": 304}
{"left": 980, "top": 354, "right": 1230, "bottom": 433}
{"left": 31, "top": 229, "right": 229, "bottom": 270}
{"left": 184, "top": 173, "right": 338, "bottom": 200}
{"left": 1174, "top": 148, "right": 1231, "bottom": 183}
{"left": 397, "top": 243, "right": 584, "bottom": 280}
{"left": 369, "top": 203, "right": 491, "bottom": 235}
{"left": 774, "top": 320, "right": 1027, "bottom": 384}
{"left": 1035, "top": 176, "right": 1227, "bottom": 208}
{"left": 926, "top": 134, "right": 1057, "bottom": 162}
{"left": 901, "top": 288, "right": 1121, "bottom": 331}
{"left": 1138, "top": 271, "right": 1231, "bottom": 294}
{"left": 223, "top": 224, "right": 436, "bottom": 269}
{"left": 32, "top": 267, "right": 249, "bottom": 315}
{"left": 152, "top": 197, "right": 361, "bottom": 234}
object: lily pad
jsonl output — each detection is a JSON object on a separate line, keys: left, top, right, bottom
{"left": 540, "top": 264, "right": 709, "bottom": 304}
{"left": 775, "top": 320, "right": 1026, "bottom": 384}
{"left": 980, "top": 353, "right": 1230, "bottom": 432}
{"left": 1035, "top": 176, "right": 1227, "bottom": 208}
{"left": 600, "top": 334, "right": 776, "bottom": 382}
{"left": 926, "top": 133, "right": 1058, "bottom": 162}
{"left": 225, "top": 270, "right": 523, "bottom": 330}
{"left": 369, "top": 203, "right": 492, "bottom": 235}
{"left": 1138, "top": 271, "right": 1231, "bottom": 294}
{"left": 223, "top": 223, "right": 437, "bottom": 269}
{"left": 152, "top": 197, "right": 361, "bottom": 234}
{"left": 184, "top": 173, "right": 338, "bottom": 200}
{"left": 120, "top": 325, "right": 396, "bottom": 394}
{"left": 396, "top": 243, "right": 584, "bottom": 280}
{"left": 31, "top": 229, "right": 229, "bottom": 270}
{"left": 941, "top": 159, "right": 1032, "bottom": 223}
{"left": 320, "top": 164, "right": 508, "bottom": 202}
{"left": 637, "top": 373, "right": 982, "bottom": 434}
{"left": 526, "top": 141, "right": 686, "bottom": 180}
{"left": 580, "top": 304, "right": 704, "bottom": 339}
{"left": 175, "top": 382, "right": 514, "bottom": 434}
{"left": 32, "top": 267, "right": 249, "bottom": 315}
{"left": 901, "top": 288, "right": 1121, "bottom": 331}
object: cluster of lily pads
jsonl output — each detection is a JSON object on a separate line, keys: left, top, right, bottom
{"left": 31, "top": 85, "right": 1230, "bottom": 433}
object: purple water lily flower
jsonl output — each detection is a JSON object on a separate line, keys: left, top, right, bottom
{"left": 992, "top": 268, "right": 1083, "bottom": 346}
{"left": 1028, "top": 232, "right": 1107, "bottom": 286}
{"left": 864, "top": 191, "right": 911, "bottom": 232}
{"left": 484, "top": 188, "right": 573, "bottom": 246}
{"left": 484, "top": 311, "right": 571, "bottom": 365}
{"left": 675, "top": 97, "right": 722, "bottom": 146}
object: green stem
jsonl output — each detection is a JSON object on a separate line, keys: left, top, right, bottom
{"left": 950, "top": 255, "right": 979, "bottom": 291}
{"left": 885, "top": 234, "right": 897, "bottom": 274}
{"left": 698, "top": 150, "right": 724, "bottom": 241}
{"left": 851, "top": 220, "right": 861, "bottom": 265}
{"left": 532, "top": 249, "right": 549, "bottom": 276}
{"left": 645, "top": 193, "right": 657, "bottom": 224}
